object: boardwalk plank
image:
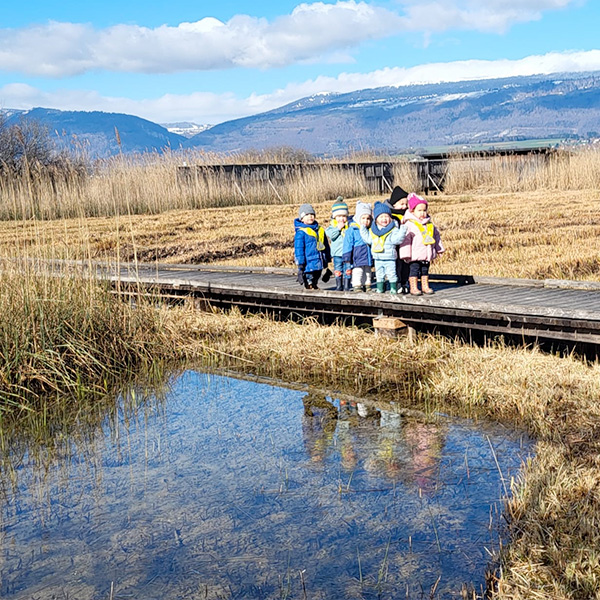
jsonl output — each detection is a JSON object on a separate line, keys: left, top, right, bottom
{"left": 56, "top": 259, "right": 600, "bottom": 346}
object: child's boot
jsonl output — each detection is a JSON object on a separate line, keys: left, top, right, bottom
{"left": 344, "top": 277, "right": 352, "bottom": 291}
{"left": 335, "top": 276, "right": 344, "bottom": 291}
{"left": 401, "top": 281, "right": 409, "bottom": 295}
{"left": 389, "top": 282, "right": 398, "bottom": 294}
{"left": 409, "top": 277, "right": 422, "bottom": 296}
{"left": 421, "top": 276, "right": 434, "bottom": 294}
{"left": 376, "top": 281, "right": 385, "bottom": 293}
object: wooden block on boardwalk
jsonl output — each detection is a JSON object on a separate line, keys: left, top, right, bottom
{"left": 373, "top": 316, "right": 409, "bottom": 338}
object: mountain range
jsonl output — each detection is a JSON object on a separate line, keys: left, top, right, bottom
{"left": 3, "top": 71, "right": 600, "bottom": 159}
{"left": 1, "top": 107, "right": 186, "bottom": 157}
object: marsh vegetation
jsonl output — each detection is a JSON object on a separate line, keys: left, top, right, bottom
{"left": 0, "top": 146, "right": 599, "bottom": 598}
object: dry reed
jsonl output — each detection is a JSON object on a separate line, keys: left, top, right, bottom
{"left": 0, "top": 261, "right": 173, "bottom": 412}
{"left": 3, "top": 146, "right": 599, "bottom": 222}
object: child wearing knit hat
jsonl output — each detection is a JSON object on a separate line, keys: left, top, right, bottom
{"left": 325, "top": 197, "right": 352, "bottom": 291}
{"left": 294, "top": 203, "right": 331, "bottom": 290}
{"left": 359, "top": 201, "right": 407, "bottom": 294}
{"left": 385, "top": 186, "right": 411, "bottom": 293}
{"left": 399, "top": 193, "right": 444, "bottom": 295}
{"left": 342, "top": 201, "right": 374, "bottom": 292}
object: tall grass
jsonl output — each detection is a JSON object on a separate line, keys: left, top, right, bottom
{"left": 0, "top": 261, "right": 172, "bottom": 412}
{"left": 5, "top": 146, "right": 600, "bottom": 222}
{"left": 0, "top": 150, "right": 406, "bottom": 220}
{"left": 444, "top": 148, "right": 600, "bottom": 193}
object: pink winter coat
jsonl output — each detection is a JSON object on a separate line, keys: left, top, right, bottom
{"left": 399, "top": 210, "right": 444, "bottom": 262}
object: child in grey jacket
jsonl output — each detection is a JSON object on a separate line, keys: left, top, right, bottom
{"left": 360, "top": 201, "right": 407, "bottom": 294}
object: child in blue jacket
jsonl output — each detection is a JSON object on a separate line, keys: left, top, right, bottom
{"left": 342, "top": 201, "right": 374, "bottom": 292}
{"left": 325, "top": 197, "right": 351, "bottom": 291}
{"left": 359, "top": 201, "right": 407, "bottom": 294}
{"left": 294, "top": 203, "right": 331, "bottom": 290}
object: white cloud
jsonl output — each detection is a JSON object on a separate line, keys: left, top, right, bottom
{"left": 0, "top": 0, "right": 581, "bottom": 77}
{"left": 2, "top": 49, "right": 599, "bottom": 124}
{"left": 0, "top": 2, "right": 402, "bottom": 77}
{"left": 397, "top": 0, "right": 578, "bottom": 33}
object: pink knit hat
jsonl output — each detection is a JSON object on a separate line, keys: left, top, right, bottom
{"left": 407, "top": 193, "right": 427, "bottom": 212}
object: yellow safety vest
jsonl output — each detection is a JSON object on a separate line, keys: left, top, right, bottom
{"left": 300, "top": 226, "right": 326, "bottom": 251}
{"left": 369, "top": 229, "right": 393, "bottom": 253}
{"left": 413, "top": 221, "right": 436, "bottom": 245}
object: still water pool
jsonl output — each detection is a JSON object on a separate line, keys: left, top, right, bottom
{"left": 0, "top": 371, "right": 532, "bottom": 599}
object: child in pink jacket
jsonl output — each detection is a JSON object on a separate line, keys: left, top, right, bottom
{"left": 399, "top": 193, "right": 444, "bottom": 295}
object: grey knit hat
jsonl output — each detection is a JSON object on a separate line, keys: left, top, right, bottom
{"left": 354, "top": 201, "right": 372, "bottom": 220}
{"left": 298, "top": 203, "right": 316, "bottom": 219}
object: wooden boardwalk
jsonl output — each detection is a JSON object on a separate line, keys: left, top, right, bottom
{"left": 74, "top": 261, "right": 600, "bottom": 349}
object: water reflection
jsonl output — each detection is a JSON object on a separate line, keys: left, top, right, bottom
{"left": 0, "top": 371, "right": 532, "bottom": 599}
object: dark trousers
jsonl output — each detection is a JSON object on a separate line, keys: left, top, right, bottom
{"left": 409, "top": 260, "right": 430, "bottom": 278}
{"left": 396, "top": 258, "right": 410, "bottom": 285}
{"left": 304, "top": 270, "right": 321, "bottom": 288}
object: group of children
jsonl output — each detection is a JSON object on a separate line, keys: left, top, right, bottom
{"left": 293, "top": 187, "right": 444, "bottom": 295}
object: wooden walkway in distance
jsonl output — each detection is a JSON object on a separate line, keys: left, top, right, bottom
{"left": 73, "top": 260, "right": 600, "bottom": 350}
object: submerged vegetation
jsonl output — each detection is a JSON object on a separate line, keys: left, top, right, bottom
{"left": 0, "top": 146, "right": 599, "bottom": 597}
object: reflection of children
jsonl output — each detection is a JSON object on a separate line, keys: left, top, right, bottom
{"left": 403, "top": 421, "right": 445, "bottom": 496}
{"left": 301, "top": 392, "right": 338, "bottom": 464}
{"left": 325, "top": 197, "right": 351, "bottom": 291}
{"left": 342, "top": 201, "right": 374, "bottom": 292}
{"left": 294, "top": 204, "right": 331, "bottom": 290}
{"left": 400, "top": 194, "right": 444, "bottom": 296}
{"left": 360, "top": 202, "right": 407, "bottom": 294}
{"left": 386, "top": 186, "right": 410, "bottom": 294}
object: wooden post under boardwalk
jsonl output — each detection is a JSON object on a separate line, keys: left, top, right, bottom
{"left": 373, "top": 316, "right": 410, "bottom": 339}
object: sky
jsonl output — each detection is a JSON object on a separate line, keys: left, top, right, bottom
{"left": 1, "top": 0, "right": 599, "bottom": 125}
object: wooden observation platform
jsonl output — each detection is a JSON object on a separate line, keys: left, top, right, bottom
{"left": 177, "top": 147, "right": 558, "bottom": 196}
{"left": 61, "top": 260, "right": 600, "bottom": 352}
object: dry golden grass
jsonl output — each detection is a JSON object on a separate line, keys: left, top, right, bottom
{"left": 2, "top": 187, "right": 599, "bottom": 281}
{"left": 3, "top": 146, "right": 598, "bottom": 222}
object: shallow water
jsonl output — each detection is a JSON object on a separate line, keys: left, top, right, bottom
{"left": 0, "top": 371, "right": 532, "bottom": 599}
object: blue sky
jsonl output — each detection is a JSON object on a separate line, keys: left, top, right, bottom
{"left": 1, "top": 0, "right": 599, "bottom": 125}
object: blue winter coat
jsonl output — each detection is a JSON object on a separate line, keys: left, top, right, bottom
{"left": 294, "top": 218, "right": 331, "bottom": 272}
{"left": 342, "top": 221, "right": 373, "bottom": 267}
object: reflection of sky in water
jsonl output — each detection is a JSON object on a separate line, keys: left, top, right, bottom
{"left": 0, "top": 371, "right": 533, "bottom": 599}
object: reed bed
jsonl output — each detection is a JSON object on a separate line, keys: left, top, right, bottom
{"left": 0, "top": 261, "right": 173, "bottom": 413}
{"left": 444, "top": 147, "right": 600, "bottom": 194}
{"left": 2, "top": 187, "right": 598, "bottom": 281}
{"left": 2, "top": 145, "right": 600, "bottom": 221}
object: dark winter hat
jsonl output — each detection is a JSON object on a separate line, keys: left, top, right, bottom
{"left": 373, "top": 201, "right": 392, "bottom": 221}
{"left": 407, "top": 193, "right": 427, "bottom": 212}
{"left": 389, "top": 186, "right": 409, "bottom": 205}
{"left": 298, "top": 203, "right": 316, "bottom": 219}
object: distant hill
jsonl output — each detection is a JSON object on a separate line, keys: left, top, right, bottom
{"left": 2, "top": 108, "right": 186, "bottom": 158}
{"left": 184, "top": 72, "right": 600, "bottom": 155}
{"left": 3, "top": 71, "right": 600, "bottom": 159}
